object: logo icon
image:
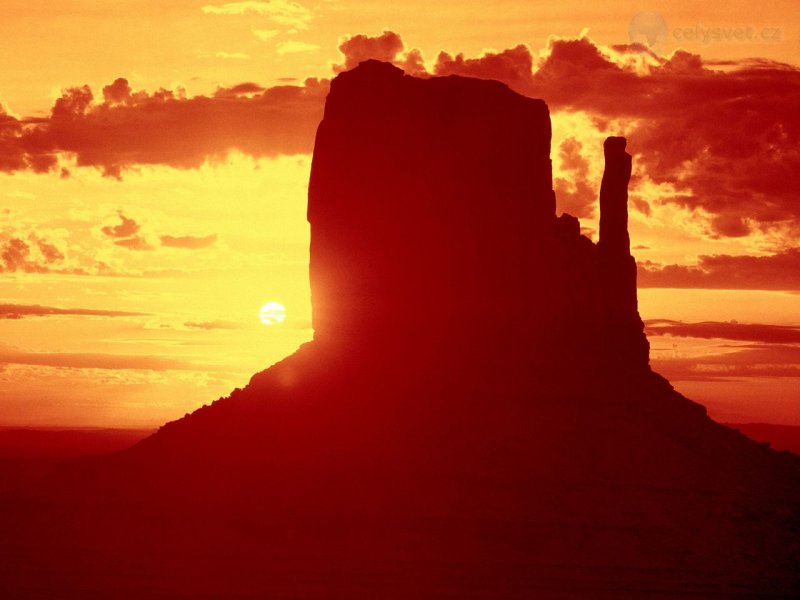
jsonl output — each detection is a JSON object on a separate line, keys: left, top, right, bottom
{"left": 628, "top": 12, "right": 669, "bottom": 53}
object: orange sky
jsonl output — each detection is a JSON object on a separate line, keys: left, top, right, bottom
{"left": 1, "top": 1, "right": 798, "bottom": 427}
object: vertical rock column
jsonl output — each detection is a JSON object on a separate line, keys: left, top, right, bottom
{"left": 598, "top": 137, "right": 649, "bottom": 369}
{"left": 599, "top": 137, "right": 632, "bottom": 259}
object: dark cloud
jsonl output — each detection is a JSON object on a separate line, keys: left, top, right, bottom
{"left": 435, "top": 44, "right": 534, "bottom": 93}
{"left": 0, "top": 235, "right": 72, "bottom": 274}
{"left": 629, "top": 197, "right": 651, "bottom": 216}
{"left": 430, "top": 36, "right": 800, "bottom": 239}
{"left": 638, "top": 248, "right": 800, "bottom": 290}
{"left": 102, "top": 77, "right": 133, "bottom": 105}
{"left": 160, "top": 234, "right": 217, "bottom": 249}
{"left": 99, "top": 213, "right": 153, "bottom": 250}
{"left": 652, "top": 345, "right": 800, "bottom": 381}
{"left": 35, "top": 238, "right": 64, "bottom": 263}
{"left": 1, "top": 238, "right": 35, "bottom": 272}
{"left": 113, "top": 236, "right": 153, "bottom": 251}
{"left": 103, "top": 214, "right": 217, "bottom": 251}
{"left": 627, "top": 58, "right": 800, "bottom": 239}
{"left": 213, "top": 82, "right": 266, "bottom": 98}
{"left": 333, "top": 30, "right": 426, "bottom": 76}
{"left": 0, "top": 303, "right": 148, "bottom": 319}
{"left": 2, "top": 77, "right": 327, "bottom": 177}
{"left": 645, "top": 319, "right": 800, "bottom": 344}
{"left": 101, "top": 212, "right": 140, "bottom": 238}
{"left": 0, "top": 107, "right": 26, "bottom": 171}
{"left": 336, "top": 31, "right": 405, "bottom": 72}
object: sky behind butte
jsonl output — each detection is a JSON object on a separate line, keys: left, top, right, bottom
{"left": 1, "top": 1, "right": 798, "bottom": 426}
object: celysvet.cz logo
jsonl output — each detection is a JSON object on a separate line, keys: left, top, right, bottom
{"left": 629, "top": 11, "right": 784, "bottom": 52}
{"left": 628, "top": 12, "right": 669, "bottom": 53}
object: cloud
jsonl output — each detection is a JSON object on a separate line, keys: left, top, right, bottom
{"left": 431, "top": 35, "right": 800, "bottom": 240}
{"left": 201, "top": 1, "right": 312, "bottom": 29}
{"left": 330, "top": 31, "right": 427, "bottom": 76}
{"left": 215, "top": 52, "right": 251, "bottom": 60}
{"left": 0, "top": 107, "right": 27, "bottom": 172}
{"left": 253, "top": 29, "right": 279, "bottom": 41}
{"left": 1, "top": 32, "right": 799, "bottom": 245}
{"left": 0, "top": 304, "right": 148, "bottom": 319}
{"left": 553, "top": 137, "right": 595, "bottom": 218}
{"left": 160, "top": 234, "right": 217, "bottom": 249}
{"left": 652, "top": 345, "right": 800, "bottom": 380}
{"left": 102, "top": 78, "right": 133, "bottom": 105}
{"left": 336, "top": 31, "right": 405, "bottom": 72}
{"left": 100, "top": 212, "right": 153, "bottom": 250}
{"left": 0, "top": 345, "right": 212, "bottom": 371}
{"left": 0, "top": 235, "right": 75, "bottom": 274}
{"left": 645, "top": 320, "right": 800, "bottom": 344}
{"left": 184, "top": 320, "right": 241, "bottom": 330}
{"left": 114, "top": 236, "right": 153, "bottom": 251}
{"left": 435, "top": 44, "right": 535, "bottom": 92}
{"left": 101, "top": 212, "right": 140, "bottom": 238}
{"left": 638, "top": 248, "right": 800, "bottom": 290}
{"left": 0, "top": 76, "right": 327, "bottom": 177}
{"left": 35, "top": 237, "right": 64, "bottom": 263}
{"left": 213, "top": 82, "right": 265, "bottom": 98}
{"left": 276, "top": 40, "right": 320, "bottom": 55}
{"left": 1, "top": 238, "right": 37, "bottom": 272}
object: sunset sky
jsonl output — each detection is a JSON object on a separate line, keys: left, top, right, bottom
{"left": 1, "top": 1, "right": 798, "bottom": 427}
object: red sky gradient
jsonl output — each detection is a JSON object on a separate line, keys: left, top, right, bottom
{"left": 1, "top": 1, "right": 798, "bottom": 427}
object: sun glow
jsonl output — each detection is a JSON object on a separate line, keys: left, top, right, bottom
{"left": 259, "top": 301, "right": 287, "bottom": 325}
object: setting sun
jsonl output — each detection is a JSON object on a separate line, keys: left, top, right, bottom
{"left": 259, "top": 301, "right": 287, "bottom": 326}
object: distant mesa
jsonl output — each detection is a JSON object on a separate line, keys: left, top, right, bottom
{"left": 1, "top": 60, "right": 798, "bottom": 599}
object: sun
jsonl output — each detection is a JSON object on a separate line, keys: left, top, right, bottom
{"left": 259, "top": 301, "right": 286, "bottom": 326}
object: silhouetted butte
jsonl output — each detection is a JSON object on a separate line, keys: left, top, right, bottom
{"left": 1, "top": 60, "right": 798, "bottom": 600}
